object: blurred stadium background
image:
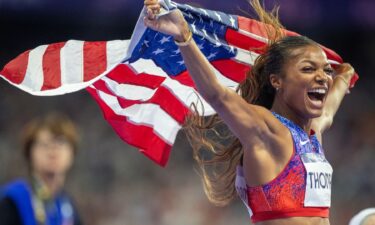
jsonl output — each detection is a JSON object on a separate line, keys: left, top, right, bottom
{"left": 1, "top": 0, "right": 375, "bottom": 224}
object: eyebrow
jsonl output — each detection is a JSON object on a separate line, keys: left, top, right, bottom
{"left": 300, "top": 60, "right": 330, "bottom": 67}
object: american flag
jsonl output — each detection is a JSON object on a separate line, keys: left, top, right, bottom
{"left": 0, "top": 0, "right": 358, "bottom": 166}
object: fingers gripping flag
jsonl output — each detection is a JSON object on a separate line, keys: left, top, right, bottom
{"left": 0, "top": 0, "right": 358, "bottom": 166}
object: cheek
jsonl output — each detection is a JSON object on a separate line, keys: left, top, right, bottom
{"left": 59, "top": 147, "right": 74, "bottom": 168}
{"left": 30, "top": 148, "right": 46, "bottom": 168}
{"left": 283, "top": 82, "right": 306, "bottom": 100}
{"left": 283, "top": 74, "right": 310, "bottom": 97}
{"left": 281, "top": 82, "right": 308, "bottom": 111}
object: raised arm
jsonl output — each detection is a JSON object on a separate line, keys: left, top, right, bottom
{"left": 312, "top": 63, "right": 355, "bottom": 136}
{"left": 143, "top": 0, "right": 280, "bottom": 147}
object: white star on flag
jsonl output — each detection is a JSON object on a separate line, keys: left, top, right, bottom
{"left": 159, "top": 36, "right": 171, "bottom": 44}
{"left": 207, "top": 52, "right": 217, "bottom": 59}
{"left": 230, "top": 16, "right": 236, "bottom": 27}
{"left": 152, "top": 48, "right": 164, "bottom": 55}
{"left": 215, "top": 12, "right": 222, "bottom": 22}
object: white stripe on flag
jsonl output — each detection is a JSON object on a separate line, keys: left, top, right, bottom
{"left": 106, "top": 40, "right": 130, "bottom": 70}
{"left": 20, "top": 45, "right": 49, "bottom": 92}
{"left": 161, "top": 78, "right": 216, "bottom": 116}
{"left": 237, "top": 29, "right": 341, "bottom": 66}
{"left": 129, "top": 57, "right": 238, "bottom": 89}
{"left": 101, "top": 76, "right": 157, "bottom": 101}
{"left": 238, "top": 28, "right": 268, "bottom": 43}
{"left": 328, "top": 59, "right": 340, "bottom": 65}
{"left": 129, "top": 58, "right": 169, "bottom": 77}
{"left": 97, "top": 90, "right": 181, "bottom": 144}
{"left": 234, "top": 48, "right": 258, "bottom": 66}
{"left": 60, "top": 40, "right": 84, "bottom": 85}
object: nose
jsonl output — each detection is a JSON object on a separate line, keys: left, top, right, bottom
{"left": 315, "top": 69, "right": 328, "bottom": 84}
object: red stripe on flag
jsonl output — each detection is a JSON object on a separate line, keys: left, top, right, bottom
{"left": 146, "top": 86, "right": 190, "bottom": 124}
{"left": 93, "top": 74, "right": 189, "bottom": 124}
{"left": 211, "top": 59, "right": 248, "bottom": 83}
{"left": 117, "top": 97, "right": 141, "bottom": 109}
{"left": 171, "top": 71, "right": 195, "bottom": 87}
{"left": 226, "top": 28, "right": 266, "bottom": 53}
{"left": 237, "top": 16, "right": 299, "bottom": 39}
{"left": 86, "top": 86, "right": 171, "bottom": 167}
{"left": 41, "top": 42, "right": 66, "bottom": 91}
{"left": 237, "top": 16, "right": 342, "bottom": 64}
{"left": 237, "top": 16, "right": 269, "bottom": 39}
{"left": 350, "top": 73, "right": 359, "bottom": 88}
{"left": 1, "top": 50, "right": 30, "bottom": 84}
{"left": 83, "top": 41, "right": 107, "bottom": 82}
{"left": 106, "top": 64, "right": 166, "bottom": 89}
{"left": 320, "top": 45, "right": 343, "bottom": 63}
{"left": 92, "top": 79, "right": 142, "bottom": 108}
{"left": 106, "top": 65, "right": 198, "bottom": 119}
{"left": 116, "top": 86, "right": 189, "bottom": 124}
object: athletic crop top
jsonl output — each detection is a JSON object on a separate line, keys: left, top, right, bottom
{"left": 235, "top": 112, "right": 333, "bottom": 223}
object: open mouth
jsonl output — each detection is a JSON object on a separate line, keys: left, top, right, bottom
{"left": 307, "top": 88, "right": 327, "bottom": 102}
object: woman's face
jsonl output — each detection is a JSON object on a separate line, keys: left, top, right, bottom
{"left": 275, "top": 44, "right": 334, "bottom": 119}
{"left": 30, "top": 129, "right": 74, "bottom": 176}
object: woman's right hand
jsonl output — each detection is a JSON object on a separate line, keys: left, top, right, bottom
{"left": 143, "top": 0, "right": 191, "bottom": 42}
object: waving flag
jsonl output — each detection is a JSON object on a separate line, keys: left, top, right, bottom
{"left": 0, "top": 0, "right": 358, "bottom": 166}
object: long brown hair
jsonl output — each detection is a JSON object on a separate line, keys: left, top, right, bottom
{"left": 184, "top": 0, "right": 318, "bottom": 206}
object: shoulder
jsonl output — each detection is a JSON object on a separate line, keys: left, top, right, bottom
{"left": 251, "top": 108, "right": 292, "bottom": 147}
{"left": 0, "top": 196, "right": 23, "bottom": 225}
{"left": 3, "top": 179, "right": 30, "bottom": 190}
{"left": 1, "top": 179, "right": 34, "bottom": 221}
{"left": 242, "top": 106, "right": 290, "bottom": 140}
{"left": 0, "top": 196, "right": 18, "bottom": 211}
{"left": 2, "top": 179, "right": 32, "bottom": 199}
{"left": 243, "top": 109, "right": 293, "bottom": 161}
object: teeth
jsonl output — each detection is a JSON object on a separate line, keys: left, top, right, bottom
{"left": 309, "top": 88, "right": 326, "bottom": 94}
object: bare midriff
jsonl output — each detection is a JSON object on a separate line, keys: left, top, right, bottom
{"left": 256, "top": 217, "right": 330, "bottom": 225}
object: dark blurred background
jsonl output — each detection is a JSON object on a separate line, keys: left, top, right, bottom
{"left": 1, "top": 0, "right": 375, "bottom": 224}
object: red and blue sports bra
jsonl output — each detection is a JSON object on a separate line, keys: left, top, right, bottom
{"left": 235, "top": 112, "right": 333, "bottom": 223}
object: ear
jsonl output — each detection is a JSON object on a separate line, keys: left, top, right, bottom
{"left": 270, "top": 74, "right": 282, "bottom": 90}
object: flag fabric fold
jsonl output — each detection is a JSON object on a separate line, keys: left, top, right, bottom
{"left": 0, "top": 0, "right": 358, "bottom": 166}
{"left": 0, "top": 40, "right": 130, "bottom": 96}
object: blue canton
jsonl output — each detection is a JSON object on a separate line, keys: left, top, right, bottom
{"left": 127, "top": 2, "right": 239, "bottom": 76}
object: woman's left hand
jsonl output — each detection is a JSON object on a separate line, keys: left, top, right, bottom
{"left": 334, "top": 63, "right": 355, "bottom": 86}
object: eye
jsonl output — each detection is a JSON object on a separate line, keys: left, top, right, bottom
{"left": 54, "top": 136, "right": 69, "bottom": 146}
{"left": 324, "top": 68, "right": 334, "bottom": 76}
{"left": 301, "top": 66, "right": 315, "bottom": 72}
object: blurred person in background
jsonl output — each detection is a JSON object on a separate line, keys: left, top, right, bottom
{"left": 0, "top": 113, "right": 83, "bottom": 225}
{"left": 349, "top": 208, "right": 375, "bottom": 225}
{"left": 144, "top": 0, "right": 355, "bottom": 224}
